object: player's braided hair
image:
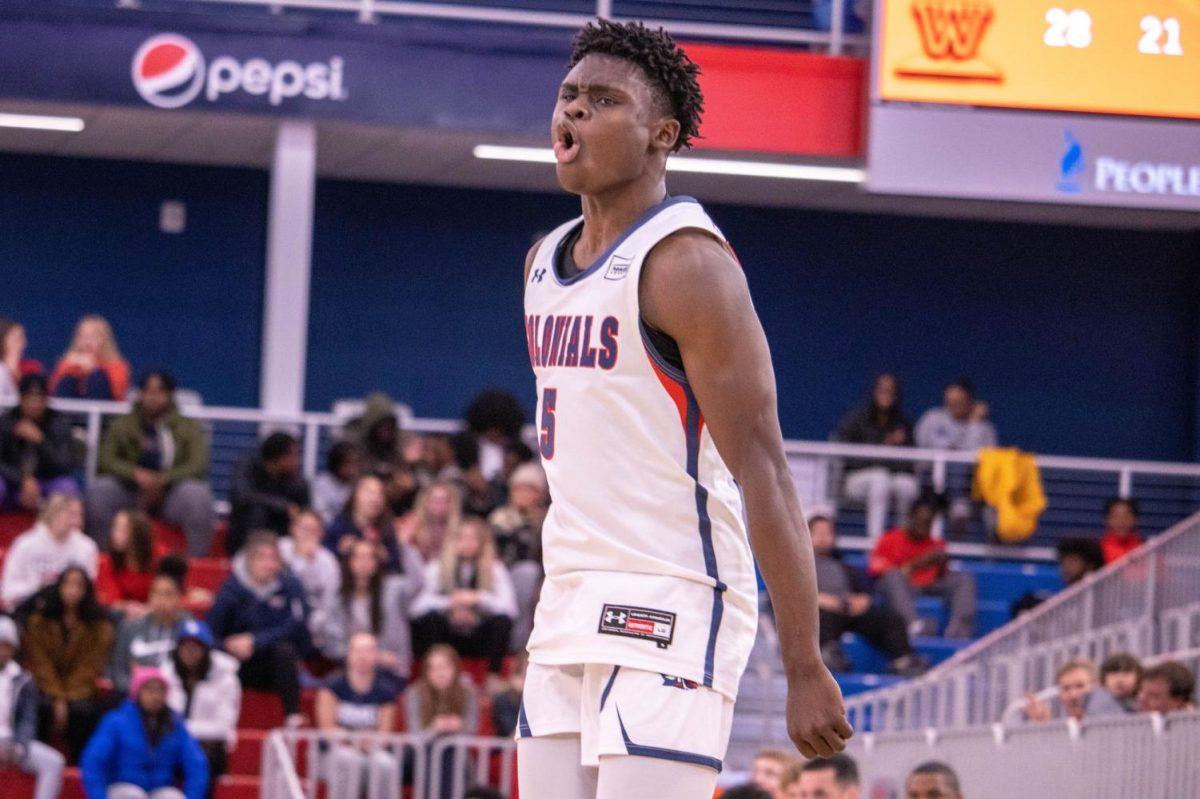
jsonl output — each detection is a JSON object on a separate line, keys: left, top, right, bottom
{"left": 569, "top": 19, "right": 704, "bottom": 152}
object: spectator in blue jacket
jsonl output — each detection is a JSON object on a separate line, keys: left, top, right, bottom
{"left": 80, "top": 666, "right": 208, "bottom": 799}
{"left": 206, "top": 531, "right": 310, "bottom": 726}
{"left": 0, "top": 616, "right": 65, "bottom": 799}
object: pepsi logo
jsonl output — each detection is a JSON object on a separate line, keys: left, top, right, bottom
{"left": 132, "top": 34, "right": 205, "bottom": 109}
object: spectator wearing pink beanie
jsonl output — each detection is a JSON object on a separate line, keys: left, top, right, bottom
{"left": 80, "top": 665, "right": 208, "bottom": 799}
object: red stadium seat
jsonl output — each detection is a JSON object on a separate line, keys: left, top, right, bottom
{"left": 0, "top": 511, "right": 35, "bottom": 547}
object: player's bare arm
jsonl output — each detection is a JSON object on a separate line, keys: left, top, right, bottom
{"left": 640, "top": 229, "right": 853, "bottom": 759}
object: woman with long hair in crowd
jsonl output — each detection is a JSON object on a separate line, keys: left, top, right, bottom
{"left": 404, "top": 644, "right": 477, "bottom": 799}
{"left": 49, "top": 315, "right": 130, "bottom": 400}
{"left": 96, "top": 509, "right": 164, "bottom": 615}
{"left": 325, "top": 475, "right": 405, "bottom": 572}
{"left": 24, "top": 565, "right": 116, "bottom": 761}
{"left": 410, "top": 516, "right": 516, "bottom": 677}
{"left": 401, "top": 480, "right": 464, "bottom": 561}
{"left": 320, "top": 538, "right": 423, "bottom": 677}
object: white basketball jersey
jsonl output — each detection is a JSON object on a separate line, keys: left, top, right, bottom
{"left": 522, "top": 196, "right": 758, "bottom": 701}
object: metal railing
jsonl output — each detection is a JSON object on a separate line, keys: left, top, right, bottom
{"left": 99, "top": 0, "right": 871, "bottom": 54}
{"left": 261, "top": 729, "right": 517, "bottom": 799}
{"left": 28, "top": 397, "right": 1200, "bottom": 551}
{"left": 849, "top": 709, "right": 1200, "bottom": 799}
{"left": 842, "top": 511, "right": 1200, "bottom": 734}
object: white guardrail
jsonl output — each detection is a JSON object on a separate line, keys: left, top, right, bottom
{"left": 850, "top": 708, "right": 1200, "bottom": 799}
{"left": 260, "top": 729, "right": 517, "bottom": 799}
{"left": 113, "top": 0, "right": 870, "bottom": 54}
{"left": 841, "top": 510, "right": 1200, "bottom": 734}
{"left": 36, "top": 396, "right": 1200, "bottom": 552}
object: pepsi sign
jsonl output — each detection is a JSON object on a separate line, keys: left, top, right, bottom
{"left": 131, "top": 32, "right": 347, "bottom": 110}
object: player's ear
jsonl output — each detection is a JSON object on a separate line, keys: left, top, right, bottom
{"left": 652, "top": 117, "right": 681, "bottom": 153}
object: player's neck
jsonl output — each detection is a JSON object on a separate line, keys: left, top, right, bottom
{"left": 577, "top": 178, "right": 667, "bottom": 256}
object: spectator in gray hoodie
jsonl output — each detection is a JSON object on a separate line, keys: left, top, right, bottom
{"left": 110, "top": 570, "right": 192, "bottom": 694}
{"left": 0, "top": 616, "right": 65, "bottom": 799}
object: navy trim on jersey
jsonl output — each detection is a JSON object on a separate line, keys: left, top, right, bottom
{"left": 638, "top": 319, "right": 688, "bottom": 385}
{"left": 683, "top": 385, "right": 725, "bottom": 687}
{"left": 600, "top": 665, "right": 621, "bottom": 711}
{"left": 551, "top": 195, "right": 699, "bottom": 286}
{"left": 615, "top": 707, "right": 723, "bottom": 773}
{"left": 517, "top": 697, "right": 532, "bottom": 737}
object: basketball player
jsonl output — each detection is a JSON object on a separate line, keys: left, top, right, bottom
{"left": 518, "top": 20, "right": 851, "bottom": 799}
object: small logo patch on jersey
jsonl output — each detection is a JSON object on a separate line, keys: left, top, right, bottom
{"left": 603, "top": 255, "right": 632, "bottom": 281}
{"left": 598, "top": 604, "right": 676, "bottom": 649}
{"left": 660, "top": 674, "right": 699, "bottom": 690}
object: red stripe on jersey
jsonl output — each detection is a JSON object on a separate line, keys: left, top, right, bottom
{"left": 645, "top": 346, "right": 689, "bottom": 431}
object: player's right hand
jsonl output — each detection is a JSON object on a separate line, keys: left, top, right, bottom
{"left": 786, "top": 663, "right": 854, "bottom": 759}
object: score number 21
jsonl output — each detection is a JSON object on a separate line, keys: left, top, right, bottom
{"left": 1044, "top": 9, "right": 1184, "bottom": 55}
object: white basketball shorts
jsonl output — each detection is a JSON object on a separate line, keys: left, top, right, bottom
{"left": 515, "top": 661, "right": 734, "bottom": 773}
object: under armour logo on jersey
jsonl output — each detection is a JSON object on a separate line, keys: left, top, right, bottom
{"left": 532, "top": 268, "right": 546, "bottom": 283}
{"left": 604, "top": 609, "right": 627, "bottom": 626}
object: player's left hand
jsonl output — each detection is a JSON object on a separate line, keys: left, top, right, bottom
{"left": 786, "top": 662, "right": 853, "bottom": 758}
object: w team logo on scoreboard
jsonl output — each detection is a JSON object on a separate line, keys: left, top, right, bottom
{"left": 132, "top": 34, "right": 206, "bottom": 109}
{"left": 896, "top": 0, "right": 1002, "bottom": 81}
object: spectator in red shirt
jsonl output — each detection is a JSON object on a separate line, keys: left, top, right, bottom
{"left": 96, "top": 510, "right": 168, "bottom": 615}
{"left": 1099, "top": 497, "right": 1142, "bottom": 564}
{"left": 869, "top": 498, "right": 976, "bottom": 638}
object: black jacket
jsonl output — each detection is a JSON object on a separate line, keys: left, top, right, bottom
{"left": 0, "top": 407, "right": 75, "bottom": 483}
{"left": 835, "top": 404, "right": 914, "bottom": 474}
{"left": 227, "top": 453, "right": 310, "bottom": 553}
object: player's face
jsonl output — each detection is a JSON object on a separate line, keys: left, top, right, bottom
{"left": 552, "top": 54, "right": 672, "bottom": 196}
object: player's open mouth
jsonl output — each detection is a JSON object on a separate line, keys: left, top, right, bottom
{"left": 554, "top": 126, "right": 581, "bottom": 164}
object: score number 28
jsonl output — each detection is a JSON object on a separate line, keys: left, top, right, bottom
{"left": 1044, "top": 8, "right": 1184, "bottom": 55}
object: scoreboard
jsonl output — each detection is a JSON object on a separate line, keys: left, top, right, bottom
{"left": 867, "top": 0, "right": 1200, "bottom": 211}
{"left": 876, "top": 0, "right": 1200, "bottom": 120}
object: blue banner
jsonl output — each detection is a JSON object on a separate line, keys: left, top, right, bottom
{"left": 0, "top": 6, "right": 571, "bottom": 135}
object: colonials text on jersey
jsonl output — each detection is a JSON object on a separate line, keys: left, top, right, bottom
{"left": 525, "top": 314, "right": 619, "bottom": 370}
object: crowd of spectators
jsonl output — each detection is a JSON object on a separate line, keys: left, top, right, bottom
{"left": 736, "top": 749, "right": 964, "bottom": 799}
{"left": 0, "top": 318, "right": 1188, "bottom": 799}
{"left": 0, "top": 338, "right": 546, "bottom": 797}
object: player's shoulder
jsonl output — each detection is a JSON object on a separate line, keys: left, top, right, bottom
{"left": 643, "top": 225, "right": 743, "bottom": 295}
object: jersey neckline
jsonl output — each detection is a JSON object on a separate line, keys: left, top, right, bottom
{"left": 551, "top": 194, "right": 699, "bottom": 287}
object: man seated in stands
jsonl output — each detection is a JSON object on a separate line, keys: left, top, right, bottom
{"left": 869, "top": 498, "right": 976, "bottom": 638}
{"left": 87, "top": 371, "right": 214, "bottom": 557}
{"left": 1099, "top": 652, "right": 1142, "bottom": 712}
{"left": 277, "top": 510, "right": 341, "bottom": 646}
{"left": 347, "top": 393, "right": 419, "bottom": 515}
{"left": 1023, "top": 659, "right": 1123, "bottom": 722}
{"left": 781, "top": 754, "right": 860, "bottom": 799}
{"left": 1010, "top": 537, "right": 1104, "bottom": 618}
{"left": 904, "top": 761, "right": 962, "bottom": 799}
{"left": 748, "top": 748, "right": 794, "bottom": 799}
{"left": 1, "top": 493, "right": 97, "bottom": 611}
{"left": 1098, "top": 497, "right": 1142, "bottom": 564}
{"left": 1137, "top": 661, "right": 1195, "bottom": 714}
{"left": 110, "top": 569, "right": 192, "bottom": 695}
{"left": 914, "top": 378, "right": 997, "bottom": 535}
{"left": 809, "top": 513, "right": 925, "bottom": 677}
{"left": 227, "top": 433, "right": 309, "bottom": 555}
{"left": 206, "top": 532, "right": 310, "bottom": 727}
{"left": 0, "top": 374, "right": 77, "bottom": 511}
{"left": 0, "top": 616, "right": 65, "bottom": 799}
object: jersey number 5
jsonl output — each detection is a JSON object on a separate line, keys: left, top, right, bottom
{"left": 539, "top": 387, "right": 557, "bottom": 460}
